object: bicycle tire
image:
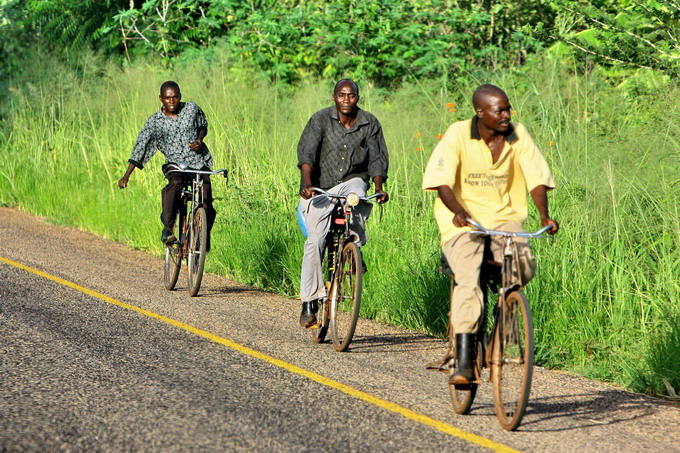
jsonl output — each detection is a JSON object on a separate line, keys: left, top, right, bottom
{"left": 163, "top": 212, "right": 183, "bottom": 290}
{"left": 187, "top": 206, "right": 208, "bottom": 297}
{"left": 329, "top": 242, "right": 362, "bottom": 352}
{"left": 492, "top": 290, "right": 534, "bottom": 431}
{"left": 449, "top": 333, "right": 479, "bottom": 414}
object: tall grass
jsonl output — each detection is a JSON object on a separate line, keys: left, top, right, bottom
{"left": 2, "top": 49, "right": 678, "bottom": 398}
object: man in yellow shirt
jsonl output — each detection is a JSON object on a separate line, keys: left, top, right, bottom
{"left": 422, "top": 84, "right": 559, "bottom": 385}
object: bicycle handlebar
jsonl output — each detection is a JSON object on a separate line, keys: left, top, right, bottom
{"left": 311, "top": 187, "right": 382, "bottom": 202}
{"left": 164, "top": 163, "right": 228, "bottom": 177}
{"left": 466, "top": 218, "right": 553, "bottom": 239}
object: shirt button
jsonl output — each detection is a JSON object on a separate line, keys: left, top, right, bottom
{"left": 343, "top": 145, "right": 346, "bottom": 148}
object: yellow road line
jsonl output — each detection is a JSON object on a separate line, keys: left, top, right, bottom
{"left": 0, "top": 255, "right": 519, "bottom": 453}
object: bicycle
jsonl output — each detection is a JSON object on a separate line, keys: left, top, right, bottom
{"left": 303, "top": 188, "right": 381, "bottom": 352}
{"left": 163, "top": 163, "right": 228, "bottom": 297}
{"left": 441, "top": 219, "right": 553, "bottom": 431}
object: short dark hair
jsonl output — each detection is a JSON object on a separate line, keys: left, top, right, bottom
{"left": 160, "top": 81, "right": 181, "bottom": 96}
{"left": 333, "top": 79, "right": 359, "bottom": 97}
{"left": 472, "top": 84, "right": 507, "bottom": 109}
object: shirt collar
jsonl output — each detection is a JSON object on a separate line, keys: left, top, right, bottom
{"left": 470, "top": 115, "right": 518, "bottom": 144}
{"left": 330, "top": 106, "right": 369, "bottom": 128}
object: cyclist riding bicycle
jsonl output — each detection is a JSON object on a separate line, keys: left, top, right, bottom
{"left": 296, "top": 79, "right": 389, "bottom": 327}
{"left": 118, "top": 81, "right": 217, "bottom": 250}
{"left": 422, "top": 84, "right": 559, "bottom": 385}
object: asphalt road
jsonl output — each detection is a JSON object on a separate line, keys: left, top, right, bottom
{"left": 1, "top": 207, "right": 678, "bottom": 452}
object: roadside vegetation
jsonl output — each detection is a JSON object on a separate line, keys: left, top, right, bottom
{"left": 1, "top": 0, "right": 678, "bottom": 400}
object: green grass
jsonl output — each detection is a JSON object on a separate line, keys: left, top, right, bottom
{"left": 2, "top": 49, "right": 679, "bottom": 399}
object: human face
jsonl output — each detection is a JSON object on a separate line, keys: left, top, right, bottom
{"left": 159, "top": 87, "right": 181, "bottom": 114}
{"left": 333, "top": 82, "right": 359, "bottom": 116}
{"left": 477, "top": 94, "right": 512, "bottom": 133}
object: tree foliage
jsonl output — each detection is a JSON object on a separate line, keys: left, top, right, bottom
{"left": 4, "top": 0, "right": 680, "bottom": 85}
{"left": 555, "top": 0, "right": 680, "bottom": 76}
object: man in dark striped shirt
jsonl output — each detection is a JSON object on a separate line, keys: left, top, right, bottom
{"left": 118, "top": 81, "right": 216, "bottom": 246}
{"left": 297, "top": 79, "right": 389, "bottom": 327}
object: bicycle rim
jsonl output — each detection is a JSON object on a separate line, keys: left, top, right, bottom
{"left": 492, "top": 290, "right": 534, "bottom": 431}
{"left": 330, "top": 242, "right": 362, "bottom": 352}
{"left": 163, "top": 212, "right": 182, "bottom": 290}
{"left": 187, "top": 207, "right": 208, "bottom": 297}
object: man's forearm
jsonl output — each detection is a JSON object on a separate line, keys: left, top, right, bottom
{"left": 300, "top": 163, "right": 313, "bottom": 188}
{"left": 530, "top": 185, "right": 551, "bottom": 220}
{"left": 436, "top": 185, "right": 464, "bottom": 216}
{"left": 373, "top": 175, "right": 385, "bottom": 192}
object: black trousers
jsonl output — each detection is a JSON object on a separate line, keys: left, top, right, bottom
{"left": 161, "top": 171, "right": 216, "bottom": 236}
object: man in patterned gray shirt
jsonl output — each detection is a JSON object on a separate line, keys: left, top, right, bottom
{"left": 297, "top": 79, "right": 389, "bottom": 327}
{"left": 118, "top": 81, "right": 216, "bottom": 246}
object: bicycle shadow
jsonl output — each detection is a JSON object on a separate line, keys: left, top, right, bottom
{"left": 519, "top": 388, "right": 665, "bottom": 432}
{"left": 196, "top": 286, "right": 265, "bottom": 297}
{"left": 346, "top": 332, "right": 445, "bottom": 354}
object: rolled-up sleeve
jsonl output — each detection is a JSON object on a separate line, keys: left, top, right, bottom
{"left": 297, "top": 115, "right": 322, "bottom": 168}
{"left": 129, "top": 116, "right": 158, "bottom": 169}
{"left": 367, "top": 123, "right": 389, "bottom": 180}
{"left": 194, "top": 104, "right": 208, "bottom": 132}
{"left": 422, "top": 124, "right": 459, "bottom": 191}
{"left": 516, "top": 124, "right": 555, "bottom": 192}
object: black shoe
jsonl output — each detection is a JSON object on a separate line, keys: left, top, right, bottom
{"left": 299, "top": 300, "right": 318, "bottom": 327}
{"left": 161, "top": 227, "right": 176, "bottom": 244}
{"left": 449, "top": 333, "right": 476, "bottom": 385}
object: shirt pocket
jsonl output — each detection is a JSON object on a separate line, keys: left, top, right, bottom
{"left": 350, "top": 137, "right": 369, "bottom": 168}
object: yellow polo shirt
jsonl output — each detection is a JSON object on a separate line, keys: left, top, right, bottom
{"left": 422, "top": 117, "right": 555, "bottom": 245}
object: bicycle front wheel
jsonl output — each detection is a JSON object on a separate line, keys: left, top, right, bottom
{"left": 492, "top": 290, "right": 534, "bottom": 431}
{"left": 329, "top": 242, "right": 362, "bottom": 352}
{"left": 187, "top": 207, "right": 208, "bottom": 297}
{"left": 163, "top": 212, "right": 183, "bottom": 290}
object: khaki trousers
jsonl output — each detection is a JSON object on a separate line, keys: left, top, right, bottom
{"left": 441, "top": 221, "right": 536, "bottom": 334}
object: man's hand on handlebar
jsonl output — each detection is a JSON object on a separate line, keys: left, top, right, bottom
{"left": 374, "top": 189, "right": 389, "bottom": 204}
{"left": 452, "top": 209, "right": 470, "bottom": 228}
{"left": 541, "top": 218, "right": 559, "bottom": 235}
{"left": 300, "top": 185, "right": 315, "bottom": 200}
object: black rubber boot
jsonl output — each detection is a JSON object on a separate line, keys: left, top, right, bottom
{"left": 449, "top": 333, "right": 476, "bottom": 385}
{"left": 161, "top": 227, "right": 176, "bottom": 244}
{"left": 299, "top": 300, "right": 318, "bottom": 327}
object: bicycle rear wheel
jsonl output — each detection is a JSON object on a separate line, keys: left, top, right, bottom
{"left": 187, "top": 206, "right": 208, "bottom": 297}
{"left": 164, "top": 212, "right": 183, "bottom": 290}
{"left": 492, "top": 290, "right": 534, "bottom": 431}
{"left": 329, "top": 242, "right": 362, "bottom": 352}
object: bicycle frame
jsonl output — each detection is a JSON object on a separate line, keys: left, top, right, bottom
{"left": 308, "top": 187, "right": 381, "bottom": 351}
{"left": 466, "top": 219, "right": 553, "bottom": 371}
{"left": 162, "top": 164, "right": 227, "bottom": 296}
{"left": 164, "top": 164, "right": 227, "bottom": 253}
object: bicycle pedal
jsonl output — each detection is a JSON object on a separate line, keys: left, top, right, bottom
{"left": 306, "top": 322, "right": 321, "bottom": 329}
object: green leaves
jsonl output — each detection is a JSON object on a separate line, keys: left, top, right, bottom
{"left": 555, "top": 0, "right": 680, "bottom": 77}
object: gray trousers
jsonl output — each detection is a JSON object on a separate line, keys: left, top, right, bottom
{"left": 299, "top": 178, "right": 372, "bottom": 303}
